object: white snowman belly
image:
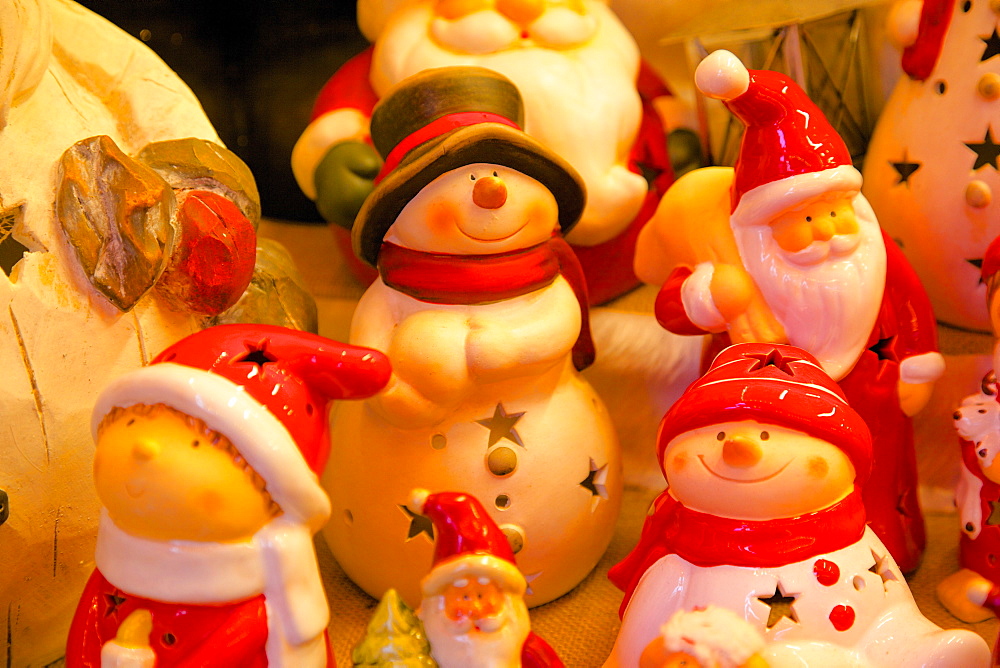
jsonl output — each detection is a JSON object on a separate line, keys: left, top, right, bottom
{"left": 324, "top": 351, "right": 621, "bottom": 607}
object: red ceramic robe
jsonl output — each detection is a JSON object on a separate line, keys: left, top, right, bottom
{"left": 65, "top": 569, "right": 333, "bottom": 667}
{"left": 653, "top": 232, "right": 940, "bottom": 573}
{"left": 308, "top": 47, "right": 674, "bottom": 305}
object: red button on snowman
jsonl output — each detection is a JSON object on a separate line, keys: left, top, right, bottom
{"left": 605, "top": 343, "right": 988, "bottom": 667}
{"left": 324, "top": 66, "right": 622, "bottom": 608}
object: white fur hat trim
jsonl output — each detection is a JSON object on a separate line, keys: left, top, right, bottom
{"left": 92, "top": 363, "right": 331, "bottom": 530}
{"left": 731, "top": 165, "right": 863, "bottom": 228}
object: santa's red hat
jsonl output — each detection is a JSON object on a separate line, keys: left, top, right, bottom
{"left": 900, "top": 0, "right": 955, "bottom": 81}
{"left": 657, "top": 343, "right": 872, "bottom": 484}
{"left": 408, "top": 489, "right": 525, "bottom": 597}
{"left": 92, "top": 323, "right": 391, "bottom": 530}
{"left": 694, "top": 50, "right": 862, "bottom": 228}
{"left": 982, "top": 234, "right": 1000, "bottom": 285}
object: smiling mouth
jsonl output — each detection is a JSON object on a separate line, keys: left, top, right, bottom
{"left": 697, "top": 455, "right": 793, "bottom": 483}
{"left": 460, "top": 221, "right": 528, "bottom": 242}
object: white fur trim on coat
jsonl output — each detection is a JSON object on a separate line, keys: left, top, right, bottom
{"left": 681, "top": 262, "right": 727, "bottom": 332}
{"left": 731, "top": 165, "right": 863, "bottom": 228}
{"left": 898, "top": 351, "right": 946, "bottom": 385}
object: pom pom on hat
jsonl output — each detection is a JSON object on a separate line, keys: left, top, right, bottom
{"left": 695, "top": 50, "right": 750, "bottom": 101}
{"left": 408, "top": 488, "right": 431, "bottom": 515}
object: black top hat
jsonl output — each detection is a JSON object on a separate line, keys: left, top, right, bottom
{"left": 352, "top": 66, "right": 586, "bottom": 267}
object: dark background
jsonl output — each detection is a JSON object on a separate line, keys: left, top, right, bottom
{"left": 76, "top": 1, "right": 369, "bottom": 222}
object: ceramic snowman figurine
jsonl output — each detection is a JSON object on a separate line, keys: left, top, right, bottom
{"left": 863, "top": 0, "right": 1000, "bottom": 330}
{"left": 637, "top": 49, "right": 945, "bottom": 574}
{"left": 292, "top": 0, "right": 678, "bottom": 304}
{"left": 323, "top": 66, "right": 622, "bottom": 608}
{"left": 604, "top": 343, "right": 989, "bottom": 667}
{"left": 66, "top": 324, "right": 391, "bottom": 666}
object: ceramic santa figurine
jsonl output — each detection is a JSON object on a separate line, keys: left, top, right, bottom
{"left": 965, "top": 574, "right": 1000, "bottom": 667}
{"left": 638, "top": 606, "right": 769, "bottom": 668}
{"left": 355, "top": 489, "right": 563, "bottom": 668}
{"left": 323, "top": 66, "right": 622, "bottom": 608}
{"left": 635, "top": 49, "right": 944, "bottom": 573}
{"left": 863, "top": 0, "right": 1000, "bottom": 331}
{"left": 604, "top": 343, "right": 989, "bottom": 667}
{"left": 291, "top": 0, "right": 677, "bottom": 304}
{"left": 65, "top": 324, "right": 391, "bottom": 666}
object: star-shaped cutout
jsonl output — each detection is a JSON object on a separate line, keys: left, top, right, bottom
{"left": 983, "top": 28, "right": 1000, "bottom": 61}
{"left": 869, "top": 334, "right": 900, "bottom": 365}
{"left": 987, "top": 500, "right": 1000, "bottom": 526}
{"left": 966, "top": 129, "right": 1000, "bottom": 171}
{"left": 236, "top": 342, "right": 276, "bottom": 369}
{"left": 745, "top": 348, "right": 797, "bottom": 375}
{"left": 869, "top": 549, "right": 899, "bottom": 591}
{"left": 399, "top": 504, "right": 434, "bottom": 542}
{"left": 579, "top": 458, "right": 609, "bottom": 503}
{"left": 757, "top": 584, "right": 798, "bottom": 629}
{"left": 524, "top": 571, "right": 542, "bottom": 597}
{"left": 968, "top": 258, "right": 986, "bottom": 285}
{"left": 890, "top": 153, "right": 921, "bottom": 186}
{"left": 475, "top": 403, "right": 525, "bottom": 448}
{"left": 105, "top": 593, "right": 127, "bottom": 617}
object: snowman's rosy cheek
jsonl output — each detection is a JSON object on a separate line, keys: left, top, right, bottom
{"left": 807, "top": 456, "right": 829, "bottom": 479}
{"left": 668, "top": 451, "right": 688, "bottom": 472}
{"left": 428, "top": 200, "right": 462, "bottom": 235}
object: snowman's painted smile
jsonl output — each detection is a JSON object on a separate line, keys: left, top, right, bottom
{"left": 460, "top": 221, "right": 529, "bottom": 242}
{"left": 697, "top": 455, "right": 793, "bottom": 483}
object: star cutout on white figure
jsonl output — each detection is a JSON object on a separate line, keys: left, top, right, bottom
{"left": 869, "top": 549, "right": 899, "bottom": 592}
{"left": 579, "top": 457, "right": 609, "bottom": 508}
{"left": 475, "top": 403, "right": 525, "bottom": 448}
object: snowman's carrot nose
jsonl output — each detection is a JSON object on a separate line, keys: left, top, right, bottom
{"left": 722, "top": 436, "right": 762, "bottom": 468}
{"left": 473, "top": 176, "right": 508, "bottom": 210}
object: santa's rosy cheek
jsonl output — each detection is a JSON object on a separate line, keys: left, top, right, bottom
{"left": 807, "top": 456, "right": 829, "bottom": 479}
{"left": 428, "top": 201, "right": 462, "bottom": 236}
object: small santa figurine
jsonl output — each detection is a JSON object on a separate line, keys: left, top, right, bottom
{"left": 636, "top": 50, "right": 945, "bottom": 573}
{"left": 291, "top": 0, "right": 677, "bottom": 304}
{"left": 604, "top": 343, "right": 989, "bottom": 667}
{"left": 638, "top": 606, "right": 768, "bottom": 668}
{"left": 65, "top": 324, "right": 392, "bottom": 667}
{"left": 401, "top": 489, "right": 563, "bottom": 668}
{"left": 324, "top": 65, "right": 621, "bottom": 608}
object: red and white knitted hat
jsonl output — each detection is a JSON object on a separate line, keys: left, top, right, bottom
{"left": 408, "top": 489, "right": 525, "bottom": 597}
{"left": 657, "top": 343, "right": 872, "bottom": 484}
{"left": 92, "top": 323, "right": 392, "bottom": 530}
{"left": 694, "top": 50, "right": 862, "bottom": 228}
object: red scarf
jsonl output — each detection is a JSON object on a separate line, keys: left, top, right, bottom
{"left": 609, "top": 488, "right": 867, "bottom": 617}
{"left": 378, "top": 238, "right": 594, "bottom": 370}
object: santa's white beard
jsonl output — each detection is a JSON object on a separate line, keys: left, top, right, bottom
{"left": 371, "top": 3, "right": 646, "bottom": 246}
{"left": 734, "top": 197, "right": 887, "bottom": 381}
{"left": 420, "top": 593, "right": 531, "bottom": 668}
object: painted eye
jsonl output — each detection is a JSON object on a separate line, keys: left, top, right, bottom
{"left": 935, "top": 80, "right": 947, "bottom": 95}
{"left": 716, "top": 431, "right": 725, "bottom": 441}
{"left": 806, "top": 216, "right": 812, "bottom": 222}
{"left": 470, "top": 174, "right": 477, "bottom": 181}
{"left": 126, "top": 418, "right": 135, "bottom": 426}
{"left": 492, "top": 171, "right": 498, "bottom": 177}
{"left": 760, "top": 431, "right": 770, "bottom": 440}
{"left": 980, "top": 448, "right": 989, "bottom": 457}
{"left": 830, "top": 211, "right": 837, "bottom": 217}
{"left": 191, "top": 440, "right": 200, "bottom": 448}
{"left": 963, "top": 0, "right": 972, "bottom": 12}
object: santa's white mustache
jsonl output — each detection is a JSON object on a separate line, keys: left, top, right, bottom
{"left": 783, "top": 232, "right": 861, "bottom": 266}
{"left": 450, "top": 612, "right": 509, "bottom": 634}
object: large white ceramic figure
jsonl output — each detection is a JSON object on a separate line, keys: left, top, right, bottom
{"left": 324, "top": 67, "right": 622, "bottom": 608}
{"left": 0, "top": 1, "right": 271, "bottom": 664}
{"left": 864, "top": 0, "right": 1000, "bottom": 330}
